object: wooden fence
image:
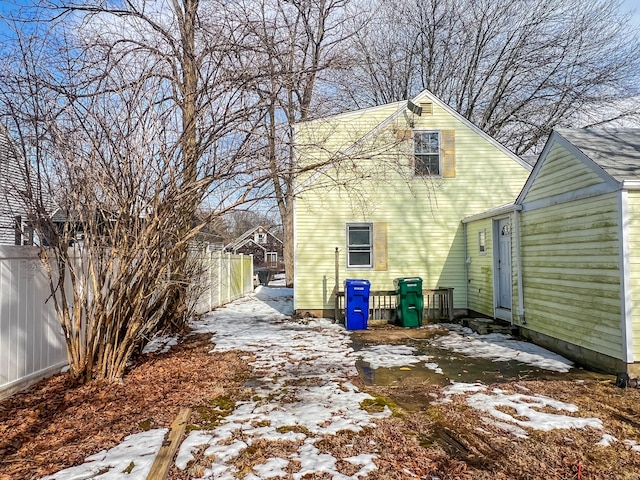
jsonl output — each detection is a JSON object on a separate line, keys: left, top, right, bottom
{"left": 335, "top": 287, "right": 455, "bottom": 323}
{"left": 0, "top": 247, "right": 253, "bottom": 397}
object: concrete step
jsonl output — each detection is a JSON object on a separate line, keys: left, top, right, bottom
{"left": 466, "top": 318, "right": 517, "bottom": 335}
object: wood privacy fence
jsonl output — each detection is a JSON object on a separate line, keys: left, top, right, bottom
{"left": 0, "top": 247, "right": 254, "bottom": 397}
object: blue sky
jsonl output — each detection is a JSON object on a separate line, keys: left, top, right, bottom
{"left": 620, "top": 0, "right": 640, "bottom": 26}
{"left": 1, "top": 0, "right": 640, "bottom": 36}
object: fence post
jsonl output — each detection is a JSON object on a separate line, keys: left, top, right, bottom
{"left": 209, "top": 251, "right": 214, "bottom": 310}
{"left": 238, "top": 253, "right": 244, "bottom": 296}
{"left": 218, "top": 251, "right": 222, "bottom": 308}
{"left": 249, "top": 254, "right": 254, "bottom": 293}
{"left": 227, "top": 253, "right": 231, "bottom": 303}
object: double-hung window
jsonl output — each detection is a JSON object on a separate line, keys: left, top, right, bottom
{"left": 414, "top": 131, "right": 441, "bottom": 176}
{"left": 266, "top": 252, "right": 277, "bottom": 265}
{"left": 346, "top": 223, "right": 373, "bottom": 268}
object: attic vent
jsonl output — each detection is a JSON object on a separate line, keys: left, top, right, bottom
{"left": 419, "top": 102, "right": 433, "bottom": 115}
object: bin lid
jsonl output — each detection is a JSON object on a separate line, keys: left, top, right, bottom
{"left": 344, "top": 278, "right": 371, "bottom": 286}
{"left": 393, "top": 277, "right": 422, "bottom": 286}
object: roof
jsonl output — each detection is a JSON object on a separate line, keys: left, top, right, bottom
{"left": 556, "top": 128, "right": 640, "bottom": 182}
{"left": 461, "top": 203, "right": 520, "bottom": 224}
{"left": 225, "top": 225, "right": 282, "bottom": 251}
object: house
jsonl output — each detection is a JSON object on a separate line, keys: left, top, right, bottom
{"left": 465, "top": 128, "right": 640, "bottom": 375}
{"left": 225, "top": 225, "right": 284, "bottom": 272}
{"left": 0, "top": 124, "right": 36, "bottom": 245}
{"left": 293, "top": 89, "right": 532, "bottom": 318}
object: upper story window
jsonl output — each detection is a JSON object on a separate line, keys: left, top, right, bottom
{"left": 414, "top": 131, "right": 441, "bottom": 176}
{"left": 255, "top": 232, "right": 267, "bottom": 244}
{"left": 346, "top": 223, "right": 373, "bottom": 268}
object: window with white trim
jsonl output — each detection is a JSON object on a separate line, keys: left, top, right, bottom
{"left": 414, "top": 131, "right": 441, "bottom": 176}
{"left": 266, "top": 252, "right": 277, "bottom": 265}
{"left": 478, "top": 229, "right": 487, "bottom": 255}
{"left": 346, "top": 223, "right": 373, "bottom": 268}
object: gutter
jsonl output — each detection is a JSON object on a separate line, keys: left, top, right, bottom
{"left": 622, "top": 180, "right": 640, "bottom": 190}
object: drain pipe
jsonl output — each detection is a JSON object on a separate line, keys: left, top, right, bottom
{"left": 514, "top": 206, "right": 526, "bottom": 324}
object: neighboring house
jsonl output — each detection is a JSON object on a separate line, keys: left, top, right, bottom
{"left": 225, "top": 225, "right": 284, "bottom": 271}
{"left": 464, "top": 128, "right": 640, "bottom": 375}
{"left": 0, "top": 124, "right": 35, "bottom": 245}
{"left": 293, "top": 89, "right": 532, "bottom": 318}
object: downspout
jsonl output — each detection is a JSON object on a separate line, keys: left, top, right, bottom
{"left": 463, "top": 221, "right": 469, "bottom": 312}
{"left": 514, "top": 206, "right": 526, "bottom": 324}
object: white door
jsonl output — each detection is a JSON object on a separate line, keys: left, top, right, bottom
{"left": 496, "top": 218, "right": 512, "bottom": 309}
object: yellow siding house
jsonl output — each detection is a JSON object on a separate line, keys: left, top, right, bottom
{"left": 293, "top": 90, "right": 531, "bottom": 318}
{"left": 465, "top": 128, "right": 640, "bottom": 374}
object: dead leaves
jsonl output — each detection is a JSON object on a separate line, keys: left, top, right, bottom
{"left": 0, "top": 334, "right": 250, "bottom": 479}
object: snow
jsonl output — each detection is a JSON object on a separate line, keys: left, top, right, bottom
{"left": 40, "top": 429, "right": 168, "bottom": 480}
{"left": 142, "top": 334, "right": 178, "bottom": 354}
{"left": 467, "top": 388, "right": 603, "bottom": 436}
{"left": 429, "top": 324, "right": 574, "bottom": 372}
{"left": 353, "top": 344, "right": 433, "bottom": 369}
{"left": 42, "top": 288, "right": 632, "bottom": 479}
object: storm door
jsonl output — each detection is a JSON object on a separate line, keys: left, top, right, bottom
{"left": 494, "top": 218, "right": 513, "bottom": 318}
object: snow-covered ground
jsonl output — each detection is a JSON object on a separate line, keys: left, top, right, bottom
{"left": 42, "top": 288, "right": 636, "bottom": 479}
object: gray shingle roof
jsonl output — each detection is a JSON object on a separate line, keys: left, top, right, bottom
{"left": 556, "top": 128, "right": 640, "bottom": 182}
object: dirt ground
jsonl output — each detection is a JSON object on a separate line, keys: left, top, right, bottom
{"left": 2, "top": 329, "right": 640, "bottom": 479}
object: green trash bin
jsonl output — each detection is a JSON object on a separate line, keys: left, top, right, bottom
{"left": 394, "top": 277, "right": 423, "bottom": 328}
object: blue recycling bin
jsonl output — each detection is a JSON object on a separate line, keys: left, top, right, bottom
{"left": 344, "top": 279, "right": 371, "bottom": 330}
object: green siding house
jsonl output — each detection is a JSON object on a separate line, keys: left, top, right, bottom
{"left": 465, "top": 129, "right": 640, "bottom": 375}
{"left": 293, "top": 90, "right": 531, "bottom": 318}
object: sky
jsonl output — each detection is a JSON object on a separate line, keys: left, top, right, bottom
{"left": 621, "top": 0, "right": 640, "bottom": 26}
{"left": 40, "top": 286, "right": 640, "bottom": 479}
{"left": 1, "top": 1, "right": 640, "bottom": 37}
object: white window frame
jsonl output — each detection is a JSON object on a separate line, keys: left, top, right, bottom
{"left": 255, "top": 232, "right": 267, "bottom": 244}
{"left": 414, "top": 130, "right": 441, "bottom": 177}
{"left": 346, "top": 223, "right": 373, "bottom": 269}
{"left": 478, "top": 229, "right": 487, "bottom": 255}
{"left": 266, "top": 252, "right": 277, "bottom": 264}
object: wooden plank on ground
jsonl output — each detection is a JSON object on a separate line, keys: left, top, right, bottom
{"left": 146, "top": 407, "right": 191, "bottom": 480}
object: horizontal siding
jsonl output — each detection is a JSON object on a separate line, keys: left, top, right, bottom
{"left": 465, "top": 218, "right": 494, "bottom": 317}
{"left": 627, "top": 191, "right": 640, "bottom": 361}
{"left": 0, "top": 129, "right": 29, "bottom": 245}
{"left": 520, "top": 192, "right": 623, "bottom": 359}
{"left": 524, "top": 143, "right": 605, "bottom": 203}
{"left": 295, "top": 100, "right": 530, "bottom": 313}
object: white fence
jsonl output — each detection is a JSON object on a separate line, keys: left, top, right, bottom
{"left": 193, "top": 252, "right": 254, "bottom": 315}
{"left": 0, "top": 247, "right": 254, "bottom": 397}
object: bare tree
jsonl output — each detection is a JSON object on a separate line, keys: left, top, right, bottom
{"left": 333, "top": 0, "right": 640, "bottom": 153}
{"left": 0, "top": 0, "right": 264, "bottom": 382}
{"left": 224, "top": 0, "right": 362, "bottom": 286}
